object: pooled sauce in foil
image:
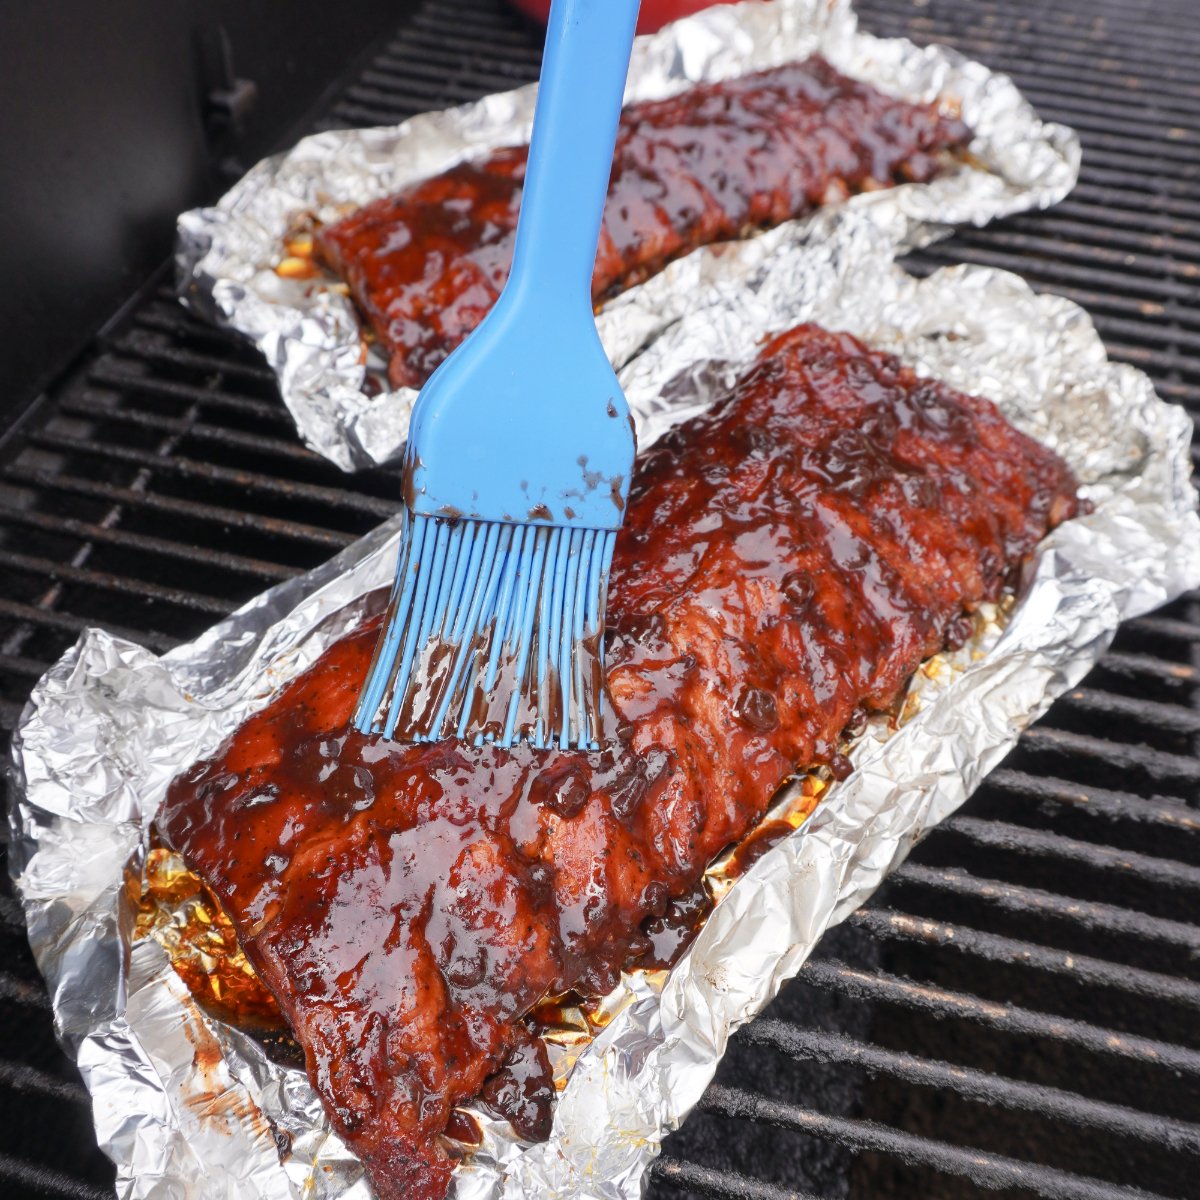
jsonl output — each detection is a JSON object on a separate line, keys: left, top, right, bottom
{"left": 130, "top": 846, "right": 286, "bottom": 1034}
{"left": 157, "top": 324, "right": 1081, "bottom": 1200}
{"left": 315, "top": 58, "right": 971, "bottom": 390}
{"left": 724, "top": 818, "right": 805, "bottom": 880}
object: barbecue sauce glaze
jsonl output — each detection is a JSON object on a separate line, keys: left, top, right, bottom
{"left": 159, "top": 325, "right": 1080, "bottom": 1200}
{"left": 315, "top": 58, "right": 971, "bottom": 389}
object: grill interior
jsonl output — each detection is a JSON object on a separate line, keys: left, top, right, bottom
{"left": 2, "top": 0, "right": 1197, "bottom": 1197}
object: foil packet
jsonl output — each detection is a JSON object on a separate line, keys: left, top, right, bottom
{"left": 10, "top": 212, "right": 1200, "bottom": 1200}
{"left": 175, "top": 0, "right": 1079, "bottom": 471}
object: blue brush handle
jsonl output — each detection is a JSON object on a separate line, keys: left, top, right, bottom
{"left": 505, "top": 0, "right": 641, "bottom": 314}
{"left": 405, "top": 0, "right": 640, "bottom": 530}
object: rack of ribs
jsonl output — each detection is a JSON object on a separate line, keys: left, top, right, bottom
{"left": 157, "top": 324, "right": 1079, "bottom": 1200}
{"left": 315, "top": 59, "right": 972, "bottom": 389}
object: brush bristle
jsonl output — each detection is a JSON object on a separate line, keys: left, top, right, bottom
{"left": 353, "top": 512, "right": 616, "bottom": 749}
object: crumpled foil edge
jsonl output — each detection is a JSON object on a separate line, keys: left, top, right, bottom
{"left": 12, "top": 212, "right": 1199, "bottom": 1200}
{"left": 175, "top": 0, "right": 1079, "bottom": 471}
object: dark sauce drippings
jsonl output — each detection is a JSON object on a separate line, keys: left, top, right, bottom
{"left": 723, "top": 819, "right": 800, "bottom": 881}
{"left": 253, "top": 1028, "right": 306, "bottom": 1071}
{"left": 442, "top": 1110, "right": 483, "bottom": 1152}
{"left": 477, "top": 1029, "right": 555, "bottom": 1143}
{"left": 637, "top": 883, "right": 715, "bottom": 971}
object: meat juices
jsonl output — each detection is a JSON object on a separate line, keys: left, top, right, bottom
{"left": 315, "top": 58, "right": 972, "bottom": 389}
{"left": 158, "top": 325, "right": 1080, "bottom": 1200}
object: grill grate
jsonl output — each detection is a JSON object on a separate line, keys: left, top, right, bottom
{"left": 2, "top": 0, "right": 1198, "bottom": 1197}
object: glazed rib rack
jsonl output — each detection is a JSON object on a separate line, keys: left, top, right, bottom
{"left": 1, "top": 0, "right": 1199, "bottom": 1197}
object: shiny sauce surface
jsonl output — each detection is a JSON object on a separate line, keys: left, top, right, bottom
{"left": 316, "top": 59, "right": 971, "bottom": 388}
{"left": 159, "top": 324, "right": 1079, "bottom": 1200}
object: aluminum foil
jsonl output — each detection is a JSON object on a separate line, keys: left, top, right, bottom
{"left": 176, "top": 0, "right": 1079, "bottom": 471}
{"left": 11, "top": 211, "right": 1200, "bottom": 1200}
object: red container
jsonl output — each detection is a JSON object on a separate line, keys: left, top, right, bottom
{"left": 507, "top": 0, "right": 735, "bottom": 36}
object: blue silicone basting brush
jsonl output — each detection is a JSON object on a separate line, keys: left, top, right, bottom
{"left": 353, "top": 0, "right": 641, "bottom": 750}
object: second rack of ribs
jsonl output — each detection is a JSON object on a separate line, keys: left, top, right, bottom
{"left": 158, "top": 324, "right": 1079, "bottom": 1200}
{"left": 316, "top": 58, "right": 971, "bottom": 389}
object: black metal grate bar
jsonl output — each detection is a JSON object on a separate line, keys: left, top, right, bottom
{"left": 701, "top": 1085, "right": 1174, "bottom": 1200}
{"left": 983, "top": 767, "right": 1200, "bottom": 833}
{"left": 937, "top": 815, "right": 1200, "bottom": 886}
{"left": 0, "top": 1156, "right": 111, "bottom": 1200}
{"left": 651, "top": 1158, "right": 822, "bottom": 1200}
{"left": 848, "top": 906, "right": 1200, "bottom": 1010}
{"left": 0, "top": 1062, "right": 89, "bottom": 1107}
{"left": 21, "top": 429, "right": 398, "bottom": 518}
{"left": 736, "top": 1020, "right": 1200, "bottom": 1153}
{"left": 2, "top": 465, "right": 360, "bottom": 551}
{"left": 0, "top": 504, "right": 295, "bottom": 584}
{"left": 798, "top": 957, "right": 1200, "bottom": 1076}
{"left": 892, "top": 860, "right": 1200, "bottom": 949}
